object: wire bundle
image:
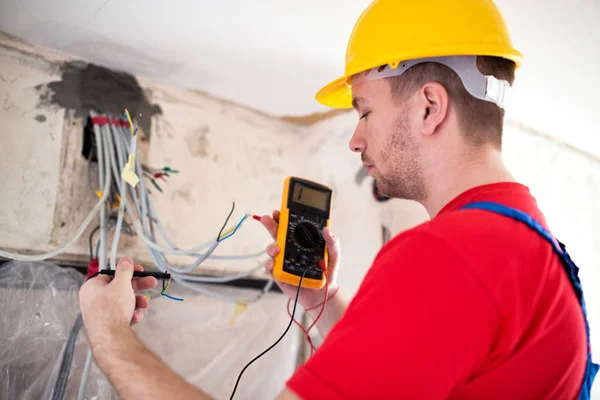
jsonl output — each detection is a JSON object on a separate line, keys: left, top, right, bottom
{"left": 88, "top": 110, "right": 272, "bottom": 302}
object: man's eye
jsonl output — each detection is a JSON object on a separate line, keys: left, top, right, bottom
{"left": 360, "top": 112, "right": 371, "bottom": 120}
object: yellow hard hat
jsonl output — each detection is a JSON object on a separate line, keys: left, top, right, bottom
{"left": 315, "top": 0, "right": 523, "bottom": 109}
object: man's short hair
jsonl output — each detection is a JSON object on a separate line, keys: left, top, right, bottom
{"left": 389, "top": 56, "right": 516, "bottom": 148}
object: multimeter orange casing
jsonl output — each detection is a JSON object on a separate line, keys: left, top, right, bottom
{"left": 273, "top": 177, "right": 332, "bottom": 290}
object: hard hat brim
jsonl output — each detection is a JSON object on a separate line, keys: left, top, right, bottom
{"left": 315, "top": 47, "right": 524, "bottom": 109}
{"left": 315, "top": 75, "right": 353, "bottom": 109}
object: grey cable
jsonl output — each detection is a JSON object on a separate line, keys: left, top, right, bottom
{"left": 50, "top": 313, "right": 83, "bottom": 400}
{"left": 77, "top": 350, "right": 93, "bottom": 400}
{"left": 94, "top": 111, "right": 110, "bottom": 272}
{"left": 76, "top": 112, "right": 112, "bottom": 400}
{"left": 109, "top": 123, "right": 133, "bottom": 270}
{"left": 171, "top": 265, "right": 263, "bottom": 283}
{"left": 0, "top": 122, "right": 112, "bottom": 261}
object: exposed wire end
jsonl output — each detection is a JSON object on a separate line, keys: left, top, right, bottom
{"left": 219, "top": 214, "right": 249, "bottom": 242}
{"left": 217, "top": 202, "right": 236, "bottom": 240}
{"left": 161, "top": 293, "right": 184, "bottom": 302}
{"left": 124, "top": 109, "right": 135, "bottom": 136}
{"left": 151, "top": 179, "right": 163, "bottom": 193}
{"left": 159, "top": 275, "right": 183, "bottom": 301}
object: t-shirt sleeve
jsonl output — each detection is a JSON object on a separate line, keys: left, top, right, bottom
{"left": 286, "top": 232, "right": 502, "bottom": 400}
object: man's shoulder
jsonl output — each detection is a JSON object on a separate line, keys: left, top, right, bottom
{"left": 373, "top": 206, "right": 528, "bottom": 279}
{"left": 382, "top": 207, "right": 505, "bottom": 254}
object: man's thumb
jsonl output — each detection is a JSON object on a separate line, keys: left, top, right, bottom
{"left": 115, "top": 257, "right": 135, "bottom": 282}
{"left": 323, "top": 227, "right": 339, "bottom": 257}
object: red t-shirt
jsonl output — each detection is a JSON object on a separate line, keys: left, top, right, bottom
{"left": 287, "top": 182, "right": 587, "bottom": 399}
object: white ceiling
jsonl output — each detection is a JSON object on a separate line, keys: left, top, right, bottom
{"left": 0, "top": 0, "right": 599, "bottom": 156}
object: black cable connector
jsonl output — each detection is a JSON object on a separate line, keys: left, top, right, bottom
{"left": 87, "top": 269, "right": 171, "bottom": 281}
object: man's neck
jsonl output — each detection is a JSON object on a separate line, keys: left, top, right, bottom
{"left": 422, "top": 147, "right": 517, "bottom": 218}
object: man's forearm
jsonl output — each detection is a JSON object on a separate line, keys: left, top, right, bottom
{"left": 91, "top": 327, "right": 213, "bottom": 400}
{"left": 306, "top": 289, "right": 347, "bottom": 336}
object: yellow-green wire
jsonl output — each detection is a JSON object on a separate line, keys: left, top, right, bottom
{"left": 124, "top": 109, "right": 135, "bottom": 136}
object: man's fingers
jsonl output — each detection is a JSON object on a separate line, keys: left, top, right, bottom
{"left": 264, "top": 259, "right": 275, "bottom": 273}
{"left": 272, "top": 210, "right": 280, "bottom": 223}
{"left": 323, "top": 227, "right": 340, "bottom": 266}
{"left": 134, "top": 264, "right": 144, "bottom": 272}
{"left": 266, "top": 243, "right": 280, "bottom": 258}
{"left": 131, "top": 309, "right": 144, "bottom": 325}
{"left": 115, "top": 257, "right": 135, "bottom": 282}
{"left": 136, "top": 295, "right": 149, "bottom": 309}
{"left": 132, "top": 276, "right": 157, "bottom": 292}
{"left": 323, "top": 227, "right": 339, "bottom": 252}
{"left": 260, "top": 215, "right": 279, "bottom": 240}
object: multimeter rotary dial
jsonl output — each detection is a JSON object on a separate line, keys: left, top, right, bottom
{"left": 289, "top": 219, "right": 323, "bottom": 252}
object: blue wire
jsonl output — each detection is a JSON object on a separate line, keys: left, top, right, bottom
{"left": 161, "top": 293, "right": 184, "bottom": 302}
{"left": 218, "top": 214, "right": 248, "bottom": 242}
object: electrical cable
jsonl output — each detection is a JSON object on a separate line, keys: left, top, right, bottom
{"left": 171, "top": 265, "right": 263, "bottom": 283}
{"left": 0, "top": 136, "right": 112, "bottom": 261}
{"left": 109, "top": 122, "right": 135, "bottom": 270}
{"left": 78, "top": 116, "right": 112, "bottom": 400}
{"left": 50, "top": 314, "right": 83, "bottom": 400}
{"left": 285, "top": 261, "right": 329, "bottom": 357}
{"left": 229, "top": 267, "right": 308, "bottom": 400}
{"left": 78, "top": 351, "right": 93, "bottom": 400}
{"left": 218, "top": 202, "right": 236, "bottom": 240}
{"left": 162, "top": 293, "right": 184, "bottom": 302}
{"left": 287, "top": 289, "right": 325, "bottom": 356}
{"left": 88, "top": 225, "right": 101, "bottom": 258}
{"left": 218, "top": 214, "right": 249, "bottom": 242}
{"left": 304, "top": 262, "right": 329, "bottom": 336}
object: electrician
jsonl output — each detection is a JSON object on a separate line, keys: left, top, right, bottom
{"left": 79, "top": 0, "right": 597, "bottom": 398}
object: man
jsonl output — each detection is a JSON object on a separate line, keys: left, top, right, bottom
{"left": 79, "top": 0, "right": 597, "bottom": 399}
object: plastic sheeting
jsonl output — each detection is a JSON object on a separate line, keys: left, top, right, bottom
{"left": 0, "top": 261, "right": 300, "bottom": 399}
{"left": 0, "top": 261, "right": 113, "bottom": 400}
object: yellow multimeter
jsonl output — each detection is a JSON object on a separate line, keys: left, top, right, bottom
{"left": 273, "top": 177, "right": 333, "bottom": 289}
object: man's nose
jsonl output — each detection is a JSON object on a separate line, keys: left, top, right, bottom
{"left": 349, "top": 126, "right": 366, "bottom": 153}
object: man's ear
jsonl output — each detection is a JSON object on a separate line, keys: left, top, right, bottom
{"left": 419, "top": 82, "right": 448, "bottom": 136}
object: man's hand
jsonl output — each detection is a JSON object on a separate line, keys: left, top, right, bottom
{"left": 259, "top": 210, "right": 341, "bottom": 310}
{"left": 79, "top": 257, "right": 157, "bottom": 347}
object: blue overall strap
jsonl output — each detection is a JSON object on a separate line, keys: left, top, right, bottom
{"left": 460, "top": 201, "right": 599, "bottom": 399}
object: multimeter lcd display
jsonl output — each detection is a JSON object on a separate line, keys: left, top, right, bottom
{"left": 292, "top": 183, "right": 329, "bottom": 212}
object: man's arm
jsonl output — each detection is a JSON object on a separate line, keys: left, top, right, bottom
{"left": 91, "top": 325, "right": 214, "bottom": 400}
{"left": 80, "top": 258, "right": 215, "bottom": 400}
{"left": 94, "top": 324, "right": 304, "bottom": 400}
{"left": 305, "top": 288, "right": 348, "bottom": 336}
